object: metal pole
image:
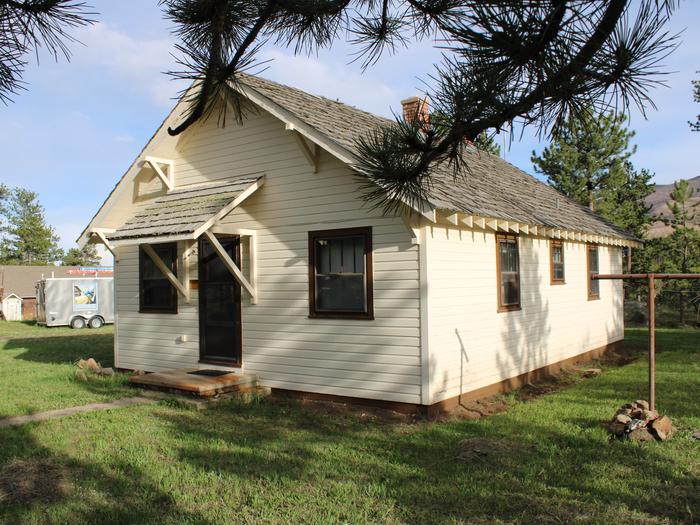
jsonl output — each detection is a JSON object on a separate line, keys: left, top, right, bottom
{"left": 648, "top": 273, "right": 656, "bottom": 412}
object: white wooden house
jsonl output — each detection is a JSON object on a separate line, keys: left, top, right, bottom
{"left": 78, "top": 75, "right": 638, "bottom": 412}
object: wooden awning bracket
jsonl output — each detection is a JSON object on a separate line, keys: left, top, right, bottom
{"left": 90, "top": 229, "right": 117, "bottom": 259}
{"left": 203, "top": 230, "right": 257, "bottom": 305}
{"left": 144, "top": 156, "right": 174, "bottom": 191}
{"left": 142, "top": 243, "right": 190, "bottom": 302}
{"left": 286, "top": 124, "right": 319, "bottom": 173}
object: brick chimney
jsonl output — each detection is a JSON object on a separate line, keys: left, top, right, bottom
{"left": 401, "top": 96, "right": 429, "bottom": 131}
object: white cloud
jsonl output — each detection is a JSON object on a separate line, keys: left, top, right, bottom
{"left": 71, "top": 22, "right": 184, "bottom": 107}
{"left": 257, "top": 50, "right": 399, "bottom": 118}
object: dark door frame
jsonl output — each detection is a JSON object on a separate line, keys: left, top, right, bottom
{"left": 198, "top": 234, "right": 243, "bottom": 367}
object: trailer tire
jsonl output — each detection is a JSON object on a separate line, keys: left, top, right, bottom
{"left": 70, "top": 316, "right": 87, "bottom": 329}
{"left": 88, "top": 316, "right": 104, "bottom": 329}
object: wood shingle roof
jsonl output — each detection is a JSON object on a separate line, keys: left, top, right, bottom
{"left": 239, "top": 75, "right": 636, "bottom": 241}
{"left": 108, "top": 176, "right": 262, "bottom": 241}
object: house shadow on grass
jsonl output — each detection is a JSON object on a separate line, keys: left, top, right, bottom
{"left": 0, "top": 418, "right": 216, "bottom": 524}
{"left": 2, "top": 334, "right": 115, "bottom": 366}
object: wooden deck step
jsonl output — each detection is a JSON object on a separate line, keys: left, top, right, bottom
{"left": 129, "top": 368, "right": 259, "bottom": 397}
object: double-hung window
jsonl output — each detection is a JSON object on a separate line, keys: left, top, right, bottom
{"left": 139, "top": 243, "right": 178, "bottom": 313}
{"left": 309, "top": 227, "right": 373, "bottom": 319}
{"left": 550, "top": 240, "right": 565, "bottom": 284}
{"left": 496, "top": 234, "right": 521, "bottom": 312}
{"left": 587, "top": 244, "right": 600, "bottom": 300}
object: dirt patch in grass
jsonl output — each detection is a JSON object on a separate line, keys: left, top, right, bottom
{"left": 291, "top": 397, "right": 417, "bottom": 424}
{"left": 448, "top": 397, "right": 511, "bottom": 420}
{"left": 0, "top": 459, "right": 71, "bottom": 505}
{"left": 457, "top": 437, "right": 534, "bottom": 463}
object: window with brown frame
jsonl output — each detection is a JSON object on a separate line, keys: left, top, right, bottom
{"left": 550, "top": 240, "right": 565, "bottom": 284}
{"left": 496, "top": 234, "right": 521, "bottom": 312}
{"left": 139, "top": 242, "right": 178, "bottom": 313}
{"left": 308, "top": 227, "right": 374, "bottom": 320}
{"left": 587, "top": 244, "right": 600, "bottom": 300}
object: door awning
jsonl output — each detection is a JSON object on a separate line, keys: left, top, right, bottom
{"left": 106, "top": 175, "right": 264, "bottom": 246}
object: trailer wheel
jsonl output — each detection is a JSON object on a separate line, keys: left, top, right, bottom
{"left": 70, "top": 316, "right": 86, "bottom": 330}
{"left": 88, "top": 316, "right": 104, "bottom": 329}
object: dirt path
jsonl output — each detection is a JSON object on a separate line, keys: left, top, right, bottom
{"left": 0, "top": 397, "right": 156, "bottom": 429}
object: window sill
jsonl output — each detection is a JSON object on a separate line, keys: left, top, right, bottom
{"left": 309, "top": 312, "right": 374, "bottom": 321}
{"left": 497, "top": 305, "right": 521, "bottom": 313}
{"left": 199, "top": 358, "right": 242, "bottom": 367}
{"left": 550, "top": 280, "right": 566, "bottom": 286}
{"left": 588, "top": 295, "right": 600, "bottom": 301}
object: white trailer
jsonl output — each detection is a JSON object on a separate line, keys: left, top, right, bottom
{"left": 36, "top": 277, "right": 114, "bottom": 329}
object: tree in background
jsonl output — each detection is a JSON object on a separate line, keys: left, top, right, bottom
{"left": 474, "top": 132, "right": 501, "bottom": 157}
{"left": 0, "top": 183, "right": 8, "bottom": 232}
{"left": 664, "top": 181, "right": 700, "bottom": 324}
{"left": 595, "top": 163, "right": 654, "bottom": 238}
{"left": 62, "top": 244, "right": 100, "bottom": 266}
{"left": 635, "top": 180, "right": 700, "bottom": 325}
{"left": 0, "top": 187, "right": 63, "bottom": 265}
{"left": 691, "top": 74, "right": 699, "bottom": 132}
{"left": 531, "top": 110, "right": 653, "bottom": 236}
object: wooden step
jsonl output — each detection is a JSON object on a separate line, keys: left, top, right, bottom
{"left": 129, "top": 368, "right": 258, "bottom": 397}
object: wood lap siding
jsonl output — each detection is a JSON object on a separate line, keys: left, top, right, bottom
{"left": 425, "top": 228, "right": 623, "bottom": 404}
{"left": 114, "top": 106, "right": 422, "bottom": 404}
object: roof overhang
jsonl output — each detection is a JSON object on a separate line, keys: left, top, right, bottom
{"left": 433, "top": 210, "right": 641, "bottom": 248}
{"left": 105, "top": 175, "right": 264, "bottom": 247}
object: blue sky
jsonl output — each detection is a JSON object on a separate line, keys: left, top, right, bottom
{"left": 1, "top": 1, "right": 698, "bottom": 264}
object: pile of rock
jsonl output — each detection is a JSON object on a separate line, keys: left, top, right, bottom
{"left": 608, "top": 400, "right": 673, "bottom": 441}
{"left": 75, "top": 358, "right": 114, "bottom": 379}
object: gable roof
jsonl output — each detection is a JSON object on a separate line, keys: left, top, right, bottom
{"left": 238, "top": 75, "right": 636, "bottom": 242}
{"left": 0, "top": 266, "right": 80, "bottom": 298}
{"left": 108, "top": 175, "right": 264, "bottom": 243}
{"left": 80, "top": 74, "right": 637, "bottom": 247}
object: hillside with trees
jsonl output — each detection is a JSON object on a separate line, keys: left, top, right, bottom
{"left": 645, "top": 175, "right": 700, "bottom": 238}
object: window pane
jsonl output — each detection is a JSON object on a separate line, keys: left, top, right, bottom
{"left": 142, "top": 280, "right": 174, "bottom": 309}
{"left": 588, "top": 247, "right": 599, "bottom": 273}
{"left": 329, "top": 238, "right": 343, "bottom": 272}
{"left": 354, "top": 237, "right": 365, "bottom": 274}
{"left": 500, "top": 241, "right": 518, "bottom": 272}
{"left": 553, "top": 264, "right": 565, "bottom": 280}
{"left": 590, "top": 278, "right": 600, "bottom": 296}
{"left": 317, "top": 240, "right": 330, "bottom": 274}
{"left": 501, "top": 273, "right": 519, "bottom": 305}
{"left": 552, "top": 245, "right": 563, "bottom": 264}
{"left": 316, "top": 235, "right": 365, "bottom": 275}
{"left": 140, "top": 244, "right": 177, "bottom": 311}
{"left": 316, "top": 274, "right": 365, "bottom": 312}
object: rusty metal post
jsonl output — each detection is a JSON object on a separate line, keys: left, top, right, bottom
{"left": 648, "top": 273, "right": 656, "bottom": 412}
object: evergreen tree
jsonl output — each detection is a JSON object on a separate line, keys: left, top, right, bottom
{"left": 637, "top": 180, "right": 700, "bottom": 325}
{"left": 531, "top": 110, "right": 634, "bottom": 210}
{"left": 473, "top": 132, "right": 501, "bottom": 157}
{"left": 531, "top": 110, "right": 653, "bottom": 236}
{"left": 62, "top": 245, "right": 100, "bottom": 266}
{"left": 691, "top": 75, "right": 700, "bottom": 132}
{"left": 596, "top": 163, "right": 654, "bottom": 238}
{"left": 0, "top": 187, "right": 63, "bottom": 265}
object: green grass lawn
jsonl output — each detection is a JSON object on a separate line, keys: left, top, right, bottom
{"left": 0, "top": 327, "right": 698, "bottom": 524}
{"left": 0, "top": 321, "right": 130, "bottom": 417}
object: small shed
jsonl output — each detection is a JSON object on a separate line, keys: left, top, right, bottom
{"left": 1, "top": 293, "right": 23, "bottom": 321}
